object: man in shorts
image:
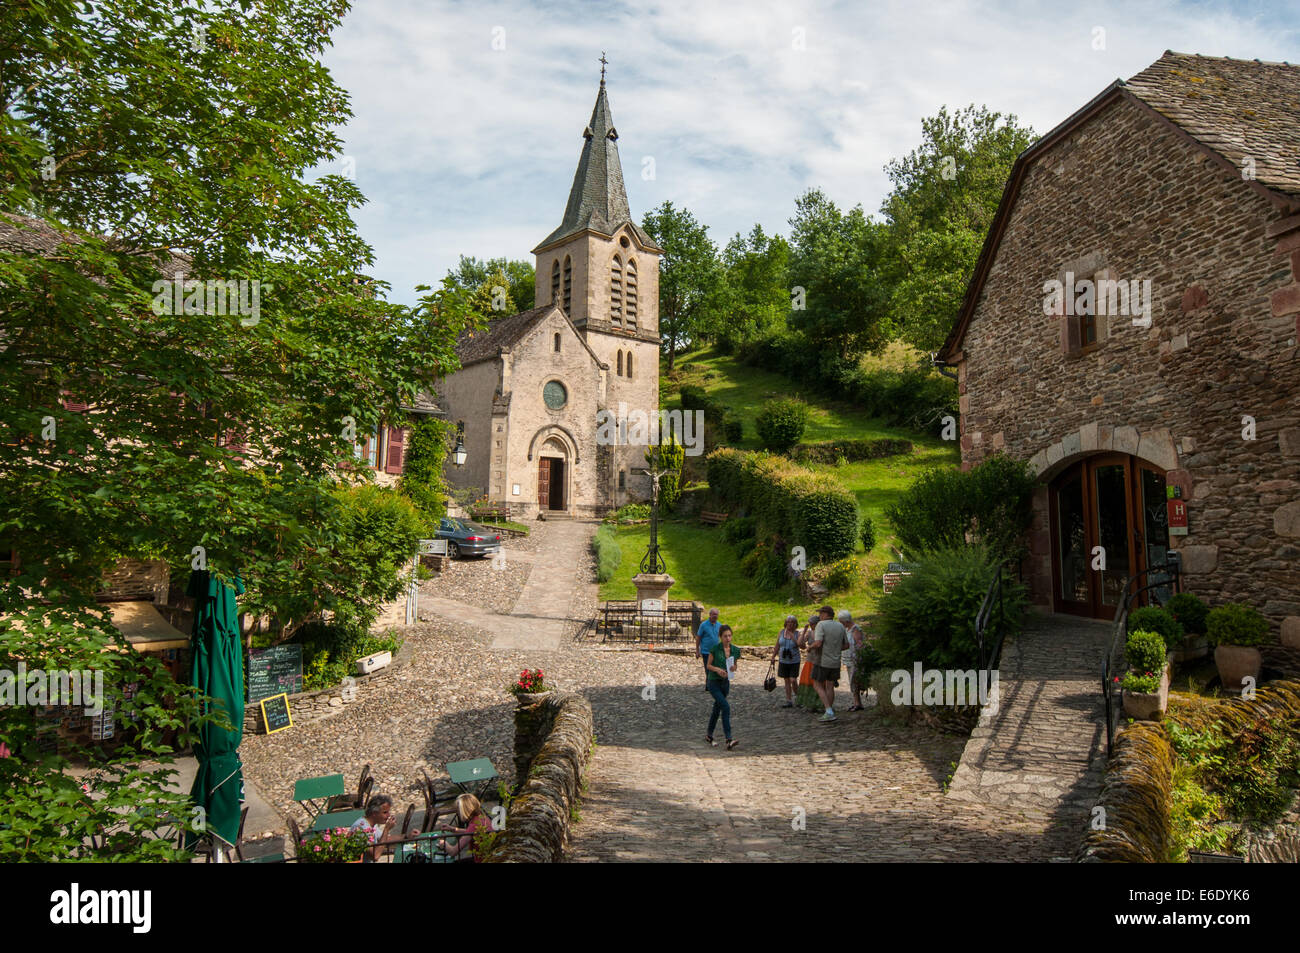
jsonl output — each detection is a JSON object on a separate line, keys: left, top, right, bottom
{"left": 809, "top": 605, "right": 848, "bottom": 722}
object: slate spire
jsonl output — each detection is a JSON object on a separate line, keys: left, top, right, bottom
{"left": 536, "top": 79, "right": 642, "bottom": 250}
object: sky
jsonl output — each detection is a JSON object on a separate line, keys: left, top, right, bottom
{"left": 319, "top": 0, "right": 1300, "bottom": 306}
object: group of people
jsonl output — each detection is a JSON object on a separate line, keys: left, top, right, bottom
{"left": 346, "top": 792, "right": 492, "bottom": 862}
{"left": 694, "top": 604, "right": 869, "bottom": 748}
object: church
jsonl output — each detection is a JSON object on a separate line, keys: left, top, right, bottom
{"left": 436, "top": 75, "right": 662, "bottom": 518}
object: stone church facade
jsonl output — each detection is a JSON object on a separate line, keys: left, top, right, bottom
{"left": 937, "top": 52, "right": 1300, "bottom": 643}
{"left": 436, "top": 79, "right": 662, "bottom": 518}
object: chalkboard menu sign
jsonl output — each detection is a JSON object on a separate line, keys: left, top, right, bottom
{"left": 259, "top": 693, "right": 293, "bottom": 734}
{"left": 248, "top": 645, "right": 303, "bottom": 702}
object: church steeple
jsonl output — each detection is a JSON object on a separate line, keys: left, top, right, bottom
{"left": 535, "top": 73, "right": 651, "bottom": 251}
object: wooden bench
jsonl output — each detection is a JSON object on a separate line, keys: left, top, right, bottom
{"left": 700, "top": 511, "right": 729, "bottom": 525}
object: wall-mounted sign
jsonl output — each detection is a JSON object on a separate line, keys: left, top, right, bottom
{"left": 1167, "top": 498, "right": 1188, "bottom": 536}
{"left": 639, "top": 598, "right": 664, "bottom": 613}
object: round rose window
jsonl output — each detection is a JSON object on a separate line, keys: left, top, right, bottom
{"left": 543, "top": 380, "right": 567, "bottom": 410}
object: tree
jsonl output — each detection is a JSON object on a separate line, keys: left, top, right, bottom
{"left": 0, "top": 0, "right": 475, "bottom": 859}
{"left": 786, "top": 189, "right": 891, "bottom": 358}
{"left": 878, "top": 105, "right": 1035, "bottom": 351}
{"left": 445, "top": 256, "right": 535, "bottom": 313}
{"left": 399, "top": 416, "right": 452, "bottom": 527}
{"left": 641, "top": 201, "right": 726, "bottom": 371}
{"left": 713, "top": 225, "right": 790, "bottom": 350}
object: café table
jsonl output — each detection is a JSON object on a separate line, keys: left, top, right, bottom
{"left": 307, "top": 808, "right": 364, "bottom": 834}
{"left": 445, "top": 758, "right": 498, "bottom": 801}
{"left": 293, "top": 773, "right": 345, "bottom": 818}
{"left": 391, "top": 831, "right": 457, "bottom": 864}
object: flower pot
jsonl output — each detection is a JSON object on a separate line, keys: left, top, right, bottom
{"left": 1172, "top": 634, "right": 1209, "bottom": 663}
{"left": 515, "top": 690, "right": 554, "bottom": 707}
{"left": 1122, "top": 688, "right": 1163, "bottom": 720}
{"left": 1214, "top": 644, "right": 1262, "bottom": 691}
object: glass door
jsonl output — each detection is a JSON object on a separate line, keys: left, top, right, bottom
{"left": 1093, "top": 459, "right": 1134, "bottom": 611}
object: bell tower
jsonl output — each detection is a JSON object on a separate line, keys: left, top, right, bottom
{"left": 532, "top": 63, "right": 663, "bottom": 505}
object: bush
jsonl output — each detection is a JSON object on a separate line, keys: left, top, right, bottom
{"left": 646, "top": 439, "right": 685, "bottom": 511}
{"left": 1127, "top": 607, "right": 1183, "bottom": 654}
{"left": 1169, "top": 716, "right": 1300, "bottom": 825}
{"left": 678, "top": 383, "right": 711, "bottom": 411}
{"left": 399, "top": 416, "right": 451, "bottom": 529}
{"left": 706, "top": 448, "right": 858, "bottom": 561}
{"left": 789, "top": 438, "right": 914, "bottom": 464}
{"left": 1164, "top": 592, "right": 1209, "bottom": 636}
{"left": 294, "top": 625, "right": 402, "bottom": 691}
{"left": 1206, "top": 603, "right": 1270, "bottom": 647}
{"left": 860, "top": 514, "right": 876, "bottom": 552}
{"left": 754, "top": 397, "right": 809, "bottom": 453}
{"left": 821, "top": 556, "right": 859, "bottom": 593}
{"left": 876, "top": 544, "right": 1027, "bottom": 670}
{"left": 611, "top": 502, "right": 651, "bottom": 522}
{"left": 593, "top": 526, "right": 622, "bottom": 583}
{"left": 721, "top": 515, "right": 757, "bottom": 544}
{"left": 885, "top": 453, "right": 1036, "bottom": 562}
{"left": 1124, "top": 630, "right": 1167, "bottom": 678}
{"left": 721, "top": 414, "right": 744, "bottom": 445}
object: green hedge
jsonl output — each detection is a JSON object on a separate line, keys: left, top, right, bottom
{"left": 593, "top": 525, "right": 622, "bottom": 583}
{"left": 706, "top": 447, "right": 858, "bottom": 561}
{"left": 789, "top": 438, "right": 914, "bottom": 464}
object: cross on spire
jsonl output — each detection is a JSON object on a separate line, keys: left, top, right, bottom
{"left": 599, "top": 52, "right": 608, "bottom": 85}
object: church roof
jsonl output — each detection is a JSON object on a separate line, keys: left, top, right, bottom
{"left": 534, "top": 82, "right": 660, "bottom": 252}
{"left": 455, "top": 304, "right": 555, "bottom": 367}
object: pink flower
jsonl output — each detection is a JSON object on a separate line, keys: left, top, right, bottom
{"left": 0, "top": 742, "right": 9, "bottom": 758}
{"left": 323, "top": 834, "right": 331, "bottom": 842}
{"left": 314, "top": 845, "right": 321, "bottom": 852}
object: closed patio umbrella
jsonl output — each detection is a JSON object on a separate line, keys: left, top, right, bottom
{"left": 186, "top": 569, "right": 246, "bottom": 858}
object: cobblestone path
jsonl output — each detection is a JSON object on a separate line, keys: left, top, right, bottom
{"left": 493, "top": 520, "right": 594, "bottom": 652}
{"left": 568, "top": 649, "right": 1090, "bottom": 862}
{"left": 945, "top": 614, "right": 1112, "bottom": 826}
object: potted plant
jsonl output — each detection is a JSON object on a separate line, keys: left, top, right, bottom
{"left": 1207, "top": 603, "right": 1269, "bottom": 691}
{"left": 1164, "top": 592, "right": 1209, "bottom": 662}
{"left": 296, "top": 826, "right": 371, "bottom": 863}
{"left": 1121, "top": 629, "right": 1170, "bottom": 720}
{"left": 509, "top": 668, "right": 553, "bottom": 705}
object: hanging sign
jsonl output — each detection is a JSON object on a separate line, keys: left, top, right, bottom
{"left": 1167, "top": 499, "right": 1188, "bottom": 536}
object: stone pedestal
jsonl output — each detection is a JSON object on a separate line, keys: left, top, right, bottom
{"left": 632, "top": 572, "right": 675, "bottom": 606}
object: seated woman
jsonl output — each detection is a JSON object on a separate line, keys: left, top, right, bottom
{"left": 349, "top": 794, "right": 403, "bottom": 862}
{"left": 439, "top": 794, "right": 493, "bottom": 862}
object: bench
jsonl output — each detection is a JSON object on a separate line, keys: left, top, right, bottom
{"left": 700, "top": 511, "right": 729, "bottom": 526}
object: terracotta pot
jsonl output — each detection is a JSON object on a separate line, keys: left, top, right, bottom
{"left": 1214, "top": 644, "right": 1262, "bottom": 691}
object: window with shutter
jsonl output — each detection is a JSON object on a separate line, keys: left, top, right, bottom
{"left": 60, "top": 392, "right": 88, "bottom": 413}
{"left": 385, "top": 427, "right": 405, "bottom": 474}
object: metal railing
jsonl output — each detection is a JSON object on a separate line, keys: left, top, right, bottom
{"left": 1102, "top": 556, "right": 1181, "bottom": 757}
{"left": 975, "top": 562, "right": 1011, "bottom": 678}
{"left": 596, "top": 601, "right": 701, "bottom": 643}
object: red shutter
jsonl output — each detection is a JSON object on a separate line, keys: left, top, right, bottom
{"left": 223, "top": 429, "right": 247, "bottom": 460}
{"left": 61, "top": 392, "right": 88, "bottom": 413}
{"left": 384, "top": 427, "right": 405, "bottom": 474}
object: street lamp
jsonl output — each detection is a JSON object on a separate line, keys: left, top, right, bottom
{"left": 452, "top": 422, "right": 466, "bottom": 466}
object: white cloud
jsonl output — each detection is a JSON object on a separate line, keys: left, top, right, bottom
{"left": 320, "top": 0, "right": 1299, "bottom": 305}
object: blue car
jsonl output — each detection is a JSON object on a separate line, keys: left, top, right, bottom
{"left": 435, "top": 518, "right": 503, "bottom": 559}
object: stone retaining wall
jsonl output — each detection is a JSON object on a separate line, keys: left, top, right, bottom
{"left": 242, "top": 642, "right": 413, "bottom": 734}
{"left": 489, "top": 692, "right": 593, "bottom": 863}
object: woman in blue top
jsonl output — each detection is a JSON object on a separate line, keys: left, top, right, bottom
{"left": 770, "top": 614, "right": 801, "bottom": 708}
{"left": 706, "top": 625, "right": 741, "bottom": 750}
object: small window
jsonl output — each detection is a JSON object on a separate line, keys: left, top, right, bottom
{"left": 626, "top": 351, "right": 633, "bottom": 378}
{"left": 554, "top": 332, "right": 561, "bottom": 352}
{"left": 618, "top": 470, "right": 626, "bottom": 489}
{"left": 562, "top": 256, "right": 572, "bottom": 314}
{"left": 617, "top": 351, "right": 623, "bottom": 375}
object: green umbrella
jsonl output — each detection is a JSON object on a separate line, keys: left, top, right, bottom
{"left": 186, "top": 569, "right": 246, "bottom": 854}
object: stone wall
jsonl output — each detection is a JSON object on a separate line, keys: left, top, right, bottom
{"left": 489, "top": 692, "right": 593, "bottom": 863}
{"left": 97, "top": 559, "right": 169, "bottom": 604}
{"left": 242, "top": 642, "right": 413, "bottom": 734}
{"left": 956, "top": 92, "right": 1300, "bottom": 632}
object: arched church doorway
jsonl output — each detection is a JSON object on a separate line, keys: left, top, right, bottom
{"left": 537, "top": 437, "right": 568, "bottom": 511}
{"left": 1049, "top": 453, "right": 1172, "bottom": 618}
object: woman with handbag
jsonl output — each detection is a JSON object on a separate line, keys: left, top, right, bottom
{"left": 769, "top": 614, "right": 801, "bottom": 708}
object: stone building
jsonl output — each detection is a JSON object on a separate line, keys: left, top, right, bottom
{"left": 437, "top": 77, "right": 662, "bottom": 518}
{"left": 936, "top": 52, "right": 1300, "bottom": 641}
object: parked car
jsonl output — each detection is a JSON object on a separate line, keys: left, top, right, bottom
{"left": 435, "top": 518, "right": 502, "bottom": 559}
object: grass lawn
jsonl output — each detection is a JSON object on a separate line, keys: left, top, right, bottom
{"left": 596, "top": 347, "right": 960, "bottom": 644}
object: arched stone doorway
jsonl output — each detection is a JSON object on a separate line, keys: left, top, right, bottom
{"left": 1047, "top": 454, "right": 1173, "bottom": 618}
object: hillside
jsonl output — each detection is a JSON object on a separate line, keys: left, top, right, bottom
{"left": 597, "top": 346, "right": 960, "bottom": 644}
